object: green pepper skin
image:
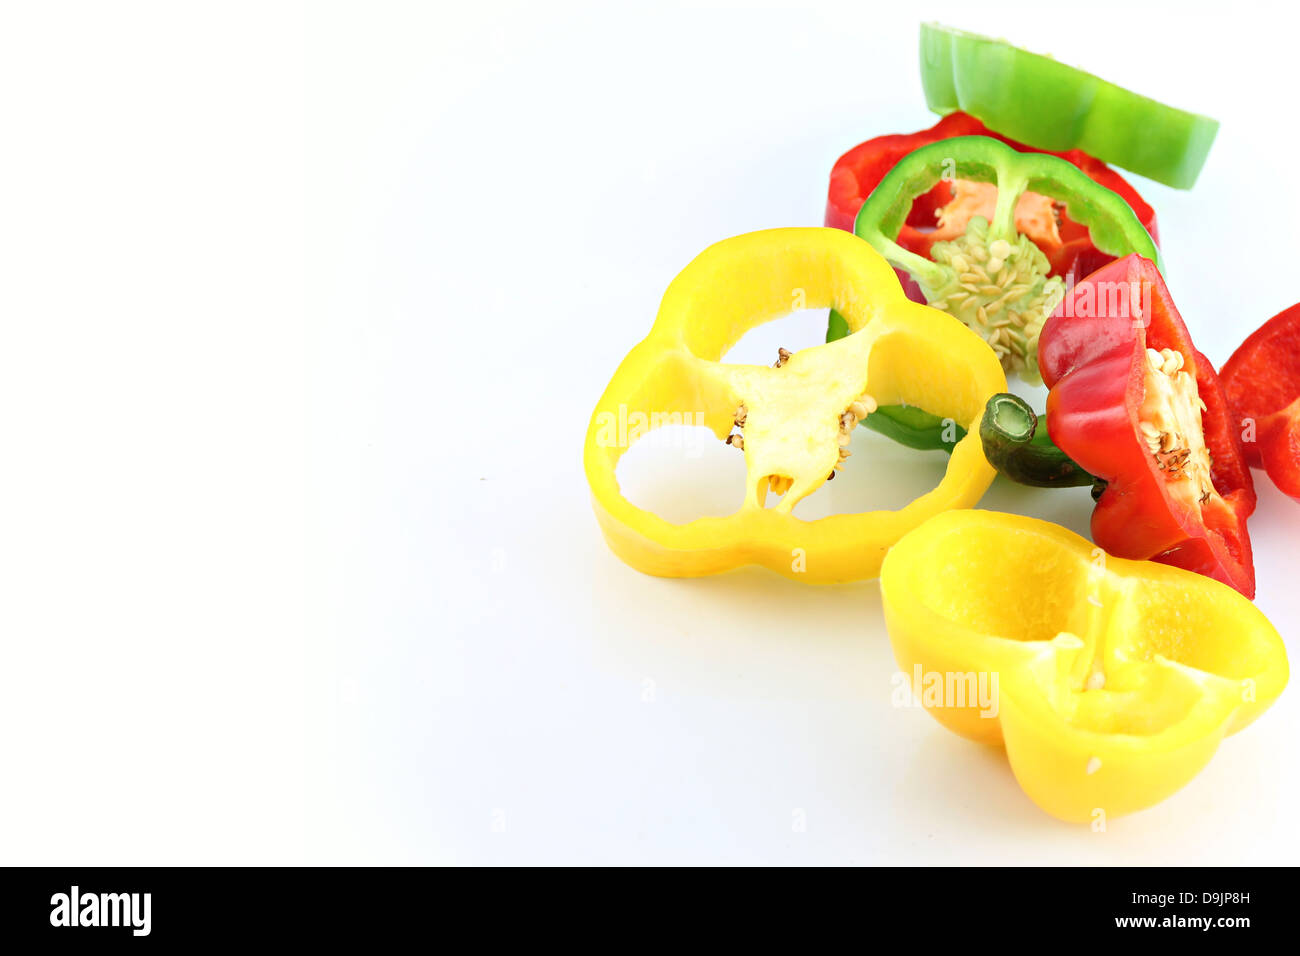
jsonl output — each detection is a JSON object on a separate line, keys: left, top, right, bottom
{"left": 920, "top": 23, "right": 1219, "bottom": 189}
{"left": 864, "top": 404, "right": 967, "bottom": 454}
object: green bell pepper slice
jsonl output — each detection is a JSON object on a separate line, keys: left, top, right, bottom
{"left": 830, "top": 134, "right": 1161, "bottom": 384}
{"left": 920, "top": 23, "right": 1219, "bottom": 189}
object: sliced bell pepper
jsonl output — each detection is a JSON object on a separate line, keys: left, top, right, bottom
{"left": 840, "top": 135, "right": 1161, "bottom": 384}
{"left": 583, "top": 228, "right": 1006, "bottom": 583}
{"left": 919, "top": 23, "right": 1220, "bottom": 189}
{"left": 1220, "top": 303, "right": 1300, "bottom": 500}
{"left": 1039, "top": 255, "right": 1257, "bottom": 597}
{"left": 881, "top": 510, "right": 1288, "bottom": 823}
{"left": 825, "top": 111, "right": 1159, "bottom": 289}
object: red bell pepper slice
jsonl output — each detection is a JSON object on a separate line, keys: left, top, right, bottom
{"left": 1038, "top": 255, "right": 1257, "bottom": 597}
{"left": 1220, "top": 303, "right": 1300, "bottom": 499}
{"left": 825, "top": 112, "right": 1160, "bottom": 298}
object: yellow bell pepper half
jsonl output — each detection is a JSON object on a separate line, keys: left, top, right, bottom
{"left": 584, "top": 228, "right": 1007, "bottom": 582}
{"left": 881, "top": 510, "right": 1289, "bottom": 822}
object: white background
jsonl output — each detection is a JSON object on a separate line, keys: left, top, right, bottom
{"left": 2, "top": 1, "right": 1297, "bottom": 864}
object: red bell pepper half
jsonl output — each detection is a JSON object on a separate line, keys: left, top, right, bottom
{"left": 1039, "top": 255, "right": 1257, "bottom": 597}
{"left": 825, "top": 112, "right": 1160, "bottom": 297}
{"left": 1220, "top": 303, "right": 1300, "bottom": 500}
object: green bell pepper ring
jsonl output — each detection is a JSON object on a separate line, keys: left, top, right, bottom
{"left": 833, "top": 135, "right": 1161, "bottom": 385}
{"left": 920, "top": 23, "right": 1219, "bottom": 189}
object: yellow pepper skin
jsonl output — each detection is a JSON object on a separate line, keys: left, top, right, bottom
{"left": 583, "top": 228, "right": 1006, "bottom": 583}
{"left": 881, "top": 510, "right": 1289, "bottom": 822}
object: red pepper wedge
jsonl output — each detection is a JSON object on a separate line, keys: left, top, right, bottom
{"left": 1220, "top": 303, "right": 1300, "bottom": 499}
{"left": 825, "top": 112, "right": 1160, "bottom": 294}
{"left": 1039, "top": 255, "right": 1257, "bottom": 598}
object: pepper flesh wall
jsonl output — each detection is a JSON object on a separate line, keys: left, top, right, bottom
{"left": 584, "top": 228, "right": 1006, "bottom": 582}
{"left": 1220, "top": 302, "right": 1300, "bottom": 500}
{"left": 1040, "top": 255, "right": 1256, "bottom": 596}
{"left": 881, "top": 510, "right": 1287, "bottom": 822}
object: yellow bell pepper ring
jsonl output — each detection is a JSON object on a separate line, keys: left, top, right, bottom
{"left": 881, "top": 510, "right": 1289, "bottom": 823}
{"left": 583, "top": 228, "right": 1007, "bottom": 583}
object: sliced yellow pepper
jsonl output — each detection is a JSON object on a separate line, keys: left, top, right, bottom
{"left": 584, "top": 228, "right": 1006, "bottom": 582}
{"left": 881, "top": 510, "right": 1289, "bottom": 822}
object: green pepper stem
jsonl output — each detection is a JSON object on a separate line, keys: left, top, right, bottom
{"left": 979, "top": 393, "right": 1098, "bottom": 489}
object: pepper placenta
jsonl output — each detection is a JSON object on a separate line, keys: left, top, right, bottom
{"left": 1220, "top": 303, "right": 1300, "bottom": 500}
{"left": 1040, "top": 255, "right": 1257, "bottom": 597}
{"left": 584, "top": 228, "right": 1006, "bottom": 582}
{"left": 841, "top": 135, "right": 1161, "bottom": 383}
{"left": 919, "top": 23, "right": 1220, "bottom": 189}
{"left": 825, "top": 111, "right": 1159, "bottom": 289}
{"left": 881, "top": 510, "right": 1288, "bottom": 823}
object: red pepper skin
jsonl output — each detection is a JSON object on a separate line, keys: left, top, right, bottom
{"left": 1220, "top": 303, "right": 1300, "bottom": 499}
{"left": 826, "top": 113, "right": 983, "bottom": 232}
{"left": 1039, "top": 255, "right": 1257, "bottom": 598}
{"left": 824, "top": 113, "right": 1160, "bottom": 292}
